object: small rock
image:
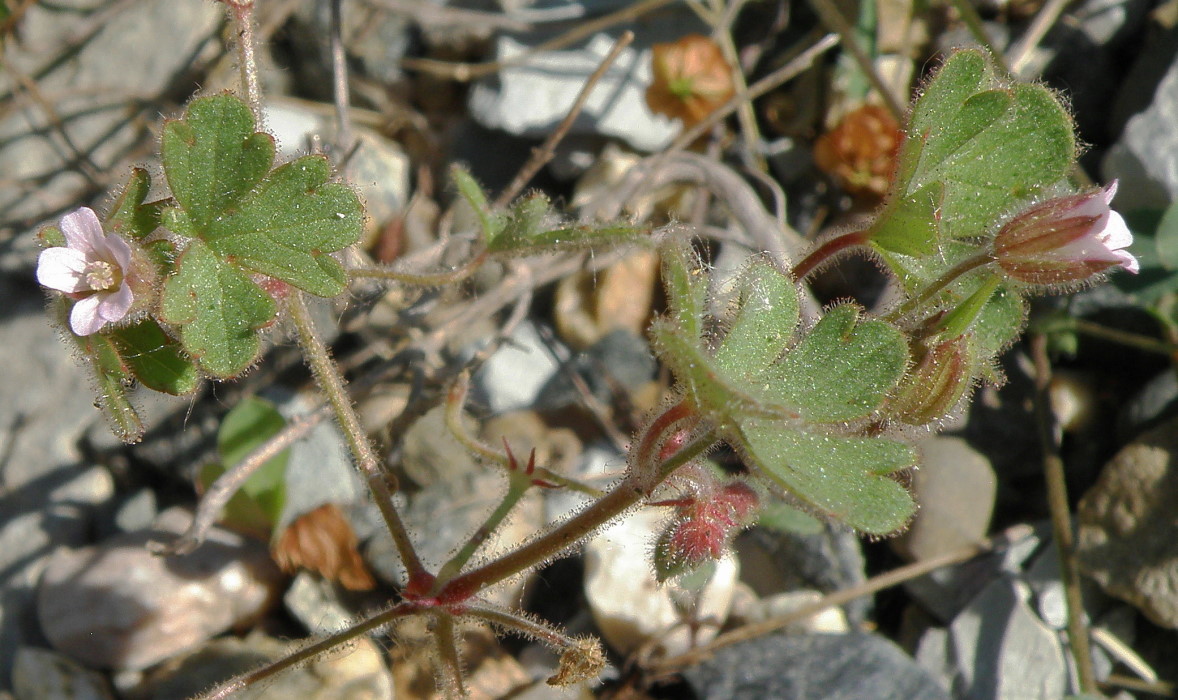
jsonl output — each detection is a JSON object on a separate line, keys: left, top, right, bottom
{"left": 925, "top": 577, "right": 1067, "bottom": 699}
{"left": 469, "top": 32, "right": 684, "bottom": 152}
{"left": 111, "top": 488, "right": 158, "bottom": 536}
{"left": 729, "top": 589, "right": 850, "bottom": 634}
{"left": 893, "top": 437, "right": 996, "bottom": 562}
{"left": 11, "top": 647, "right": 113, "bottom": 700}
{"left": 283, "top": 0, "right": 411, "bottom": 98}
{"left": 553, "top": 250, "right": 660, "bottom": 349}
{"left": 683, "top": 632, "right": 950, "bottom": 700}
{"left": 534, "top": 329, "right": 657, "bottom": 411}
{"left": 472, "top": 321, "right": 562, "bottom": 414}
{"left": 143, "top": 631, "right": 393, "bottom": 700}
{"left": 583, "top": 507, "right": 738, "bottom": 656}
{"left": 268, "top": 391, "right": 366, "bottom": 533}
{"left": 1077, "top": 417, "right": 1178, "bottom": 628}
{"left": 734, "top": 522, "right": 869, "bottom": 625}
{"left": 283, "top": 572, "right": 355, "bottom": 637}
{"left": 1103, "top": 46, "right": 1178, "bottom": 211}
{"left": 37, "top": 508, "right": 283, "bottom": 671}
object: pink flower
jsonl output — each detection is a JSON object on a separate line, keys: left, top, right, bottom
{"left": 37, "top": 207, "right": 135, "bottom": 335}
{"left": 993, "top": 181, "right": 1139, "bottom": 285}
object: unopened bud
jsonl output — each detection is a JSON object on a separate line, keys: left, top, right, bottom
{"left": 993, "top": 181, "right": 1138, "bottom": 285}
{"left": 888, "top": 336, "right": 973, "bottom": 426}
{"left": 653, "top": 481, "right": 758, "bottom": 580}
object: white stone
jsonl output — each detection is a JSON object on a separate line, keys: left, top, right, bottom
{"left": 468, "top": 33, "right": 679, "bottom": 152}
{"left": 583, "top": 506, "right": 738, "bottom": 656}
{"left": 37, "top": 508, "right": 283, "bottom": 671}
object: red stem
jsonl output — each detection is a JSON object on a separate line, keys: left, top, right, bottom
{"left": 790, "top": 230, "right": 870, "bottom": 280}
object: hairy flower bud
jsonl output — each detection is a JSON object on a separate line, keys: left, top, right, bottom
{"left": 888, "top": 336, "right": 974, "bottom": 426}
{"left": 992, "top": 181, "right": 1139, "bottom": 285}
{"left": 654, "top": 481, "right": 758, "bottom": 580}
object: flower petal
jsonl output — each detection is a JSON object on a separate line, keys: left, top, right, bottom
{"left": 94, "top": 229, "right": 133, "bottom": 269}
{"left": 60, "top": 207, "right": 106, "bottom": 252}
{"left": 1099, "top": 210, "right": 1133, "bottom": 250}
{"left": 97, "top": 282, "right": 134, "bottom": 322}
{"left": 36, "top": 247, "right": 91, "bottom": 293}
{"left": 1114, "top": 249, "right": 1140, "bottom": 274}
{"left": 69, "top": 294, "right": 109, "bottom": 336}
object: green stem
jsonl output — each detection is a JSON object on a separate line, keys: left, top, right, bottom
{"left": 224, "top": 0, "right": 263, "bottom": 123}
{"left": 433, "top": 477, "right": 530, "bottom": 590}
{"left": 883, "top": 252, "right": 993, "bottom": 323}
{"left": 1030, "top": 333, "right": 1096, "bottom": 693}
{"left": 438, "top": 425, "right": 718, "bottom": 603}
{"left": 349, "top": 249, "right": 488, "bottom": 287}
{"left": 287, "top": 293, "right": 426, "bottom": 580}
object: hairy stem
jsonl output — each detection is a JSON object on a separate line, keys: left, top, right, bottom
{"left": 438, "top": 425, "right": 718, "bottom": 602}
{"left": 198, "top": 602, "right": 417, "bottom": 700}
{"left": 287, "top": 292, "right": 426, "bottom": 580}
{"left": 883, "top": 252, "right": 994, "bottom": 323}
{"left": 224, "top": 0, "right": 262, "bottom": 123}
{"left": 790, "top": 229, "right": 870, "bottom": 280}
{"left": 1030, "top": 333, "right": 1096, "bottom": 692}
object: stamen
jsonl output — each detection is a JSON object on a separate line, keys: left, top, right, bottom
{"left": 84, "top": 260, "right": 119, "bottom": 290}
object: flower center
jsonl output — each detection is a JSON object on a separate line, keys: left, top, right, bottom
{"left": 84, "top": 260, "right": 121, "bottom": 291}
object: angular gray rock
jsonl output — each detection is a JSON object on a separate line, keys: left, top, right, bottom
{"left": 1103, "top": 52, "right": 1178, "bottom": 211}
{"left": 684, "top": 632, "right": 950, "bottom": 700}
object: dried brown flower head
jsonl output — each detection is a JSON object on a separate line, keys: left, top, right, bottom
{"left": 646, "top": 34, "right": 736, "bottom": 127}
{"left": 813, "top": 104, "right": 903, "bottom": 199}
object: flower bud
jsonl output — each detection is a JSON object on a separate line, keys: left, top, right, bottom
{"left": 653, "top": 481, "right": 758, "bottom": 580}
{"left": 888, "top": 336, "right": 974, "bottom": 426}
{"left": 993, "top": 181, "right": 1139, "bottom": 285}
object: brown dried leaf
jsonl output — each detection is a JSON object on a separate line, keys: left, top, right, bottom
{"left": 272, "top": 503, "right": 376, "bottom": 591}
{"left": 646, "top": 34, "right": 736, "bottom": 127}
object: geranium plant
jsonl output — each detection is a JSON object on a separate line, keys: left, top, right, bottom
{"left": 31, "top": 3, "right": 1137, "bottom": 695}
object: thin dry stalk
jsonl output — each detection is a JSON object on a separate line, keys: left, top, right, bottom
{"left": 1030, "top": 333, "right": 1096, "bottom": 692}
{"left": 493, "top": 30, "right": 635, "bottom": 209}
{"left": 400, "top": 0, "right": 676, "bottom": 81}
{"left": 650, "top": 523, "right": 1037, "bottom": 676}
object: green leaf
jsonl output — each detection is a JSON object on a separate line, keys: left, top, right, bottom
{"left": 108, "top": 320, "right": 200, "bottom": 395}
{"left": 160, "top": 239, "right": 277, "bottom": 378}
{"left": 162, "top": 95, "right": 274, "bottom": 231}
{"left": 873, "top": 49, "right": 1074, "bottom": 254}
{"left": 764, "top": 304, "right": 909, "bottom": 422}
{"left": 107, "top": 168, "right": 166, "bottom": 241}
{"left": 660, "top": 242, "right": 709, "bottom": 343}
{"left": 199, "top": 396, "right": 289, "bottom": 536}
{"left": 651, "top": 242, "right": 916, "bottom": 534}
{"left": 452, "top": 165, "right": 506, "bottom": 244}
{"left": 485, "top": 192, "right": 649, "bottom": 255}
{"left": 202, "top": 155, "right": 361, "bottom": 297}
{"left": 713, "top": 258, "right": 800, "bottom": 378}
{"left": 739, "top": 422, "right": 916, "bottom": 534}
{"left": 1154, "top": 200, "right": 1178, "bottom": 270}
{"left": 163, "top": 113, "right": 359, "bottom": 296}
{"left": 756, "top": 500, "right": 824, "bottom": 535}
